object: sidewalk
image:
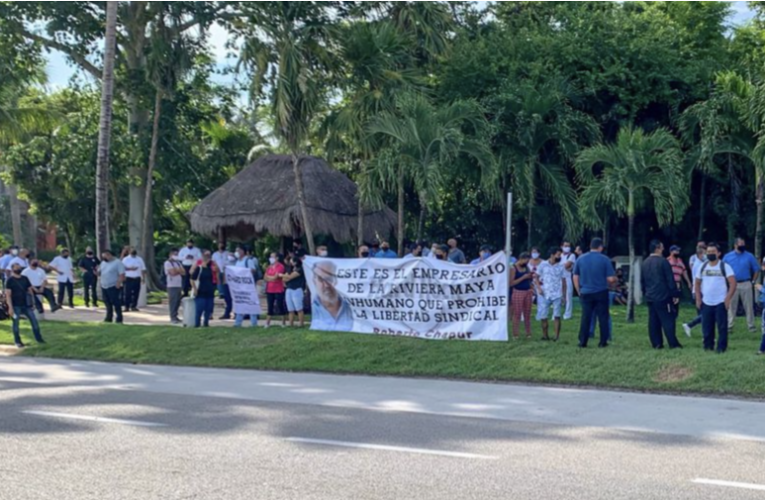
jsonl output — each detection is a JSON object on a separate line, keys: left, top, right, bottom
{"left": 1, "top": 357, "right": 764, "bottom": 442}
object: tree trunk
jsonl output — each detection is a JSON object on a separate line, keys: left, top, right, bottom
{"left": 141, "top": 90, "right": 162, "bottom": 287}
{"left": 697, "top": 174, "right": 706, "bottom": 242}
{"left": 527, "top": 202, "right": 533, "bottom": 250}
{"left": 357, "top": 194, "right": 365, "bottom": 248}
{"left": 756, "top": 172, "right": 764, "bottom": 263}
{"left": 95, "top": 1, "right": 118, "bottom": 256}
{"left": 397, "top": 163, "right": 405, "bottom": 256}
{"left": 728, "top": 153, "right": 739, "bottom": 247}
{"left": 8, "top": 184, "right": 23, "bottom": 246}
{"left": 292, "top": 153, "right": 316, "bottom": 255}
{"left": 417, "top": 191, "right": 427, "bottom": 242}
{"left": 627, "top": 191, "right": 636, "bottom": 324}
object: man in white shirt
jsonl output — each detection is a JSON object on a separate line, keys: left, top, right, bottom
{"left": 688, "top": 241, "right": 707, "bottom": 275}
{"left": 560, "top": 241, "right": 577, "bottom": 320}
{"left": 122, "top": 248, "right": 147, "bottom": 312}
{"left": 8, "top": 248, "right": 30, "bottom": 274}
{"left": 694, "top": 242, "right": 737, "bottom": 354}
{"left": 682, "top": 243, "right": 709, "bottom": 337}
{"left": 535, "top": 246, "right": 567, "bottom": 341}
{"left": 22, "top": 258, "right": 59, "bottom": 314}
{"left": 212, "top": 241, "right": 234, "bottom": 320}
{"left": 50, "top": 248, "right": 76, "bottom": 308}
{"left": 164, "top": 248, "right": 185, "bottom": 324}
{"left": 178, "top": 239, "right": 202, "bottom": 297}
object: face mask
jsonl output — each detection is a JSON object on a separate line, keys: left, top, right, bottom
{"left": 86, "top": 252, "right": 93, "bottom": 256}
{"left": 738, "top": 245, "right": 746, "bottom": 252}
{"left": 130, "top": 252, "right": 137, "bottom": 257}
{"left": 63, "top": 254, "right": 69, "bottom": 259}
{"left": 381, "top": 246, "right": 389, "bottom": 251}
{"left": 361, "top": 251, "right": 370, "bottom": 258}
{"left": 531, "top": 252, "right": 540, "bottom": 259}
{"left": 11, "top": 249, "right": 18, "bottom": 256}
{"left": 707, "top": 254, "right": 718, "bottom": 262}
{"left": 31, "top": 263, "right": 38, "bottom": 268}
{"left": 12, "top": 268, "right": 21, "bottom": 275}
{"left": 269, "top": 257, "right": 276, "bottom": 265}
{"left": 318, "top": 250, "right": 328, "bottom": 257}
{"left": 672, "top": 252, "right": 679, "bottom": 257}
{"left": 554, "top": 256, "right": 562, "bottom": 263}
{"left": 562, "top": 246, "right": 571, "bottom": 254}
{"left": 235, "top": 251, "right": 242, "bottom": 259}
{"left": 482, "top": 252, "right": 491, "bottom": 259}
{"left": 187, "top": 244, "right": 193, "bottom": 248}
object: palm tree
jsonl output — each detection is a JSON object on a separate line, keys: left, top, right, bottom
{"left": 95, "top": 0, "right": 118, "bottom": 256}
{"left": 491, "top": 79, "right": 600, "bottom": 247}
{"left": 240, "top": 2, "right": 336, "bottom": 256}
{"left": 576, "top": 126, "right": 688, "bottom": 323}
{"left": 368, "top": 93, "right": 496, "bottom": 255}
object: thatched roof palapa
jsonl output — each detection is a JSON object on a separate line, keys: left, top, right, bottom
{"left": 190, "top": 154, "right": 397, "bottom": 243}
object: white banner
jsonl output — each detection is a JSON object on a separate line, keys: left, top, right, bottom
{"left": 225, "top": 265, "right": 260, "bottom": 315}
{"left": 303, "top": 252, "right": 508, "bottom": 341}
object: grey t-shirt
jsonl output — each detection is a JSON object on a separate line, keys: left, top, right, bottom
{"left": 448, "top": 248, "right": 466, "bottom": 264}
{"left": 100, "top": 259, "right": 125, "bottom": 289}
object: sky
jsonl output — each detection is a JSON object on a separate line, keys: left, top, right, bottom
{"left": 43, "top": 1, "right": 758, "bottom": 91}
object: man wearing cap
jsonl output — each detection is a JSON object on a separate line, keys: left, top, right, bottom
{"left": 667, "top": 245, "right": 692, "bottom": 294}
{"left": 470, "top": 245, "right": 493, "bottom": 265}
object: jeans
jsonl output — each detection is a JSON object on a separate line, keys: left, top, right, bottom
{"left": 33, "top": 288, "right": 57, "bottom": 313}
{"left": 12, "top": 306, "right": 44, "bottom": 345}
{"left": 760, "top": 307, "right": 765, "bottom": 353}
{"left": 648, "top": 299, "right": 681, "bottom": 348}
{"left": 579, "top": 290, "right": 610, "bottom": 347}
{"left": 102, "top": 286, "right": 123, "bottom": 323}
{"left": 218, "top": 273, "right": 232, "bottom": 317}
{"left": 194, "top": 296, "right": 215, "bottom": 327}
{"left": 124, "top": 277, "right": 141, "bottom": 310}
{"left": 83, "top": 274, "right": 99, "bottom": 306}
{"left": 235, "top": 313, "right": 258, "bottom": 327}
{"left": 57, "top": 281, "right": 74, "bottom": 307}
{"left": 168, "top": 287, "right": 182, "bottom": 322}
{"left": 701, "top": 303, "right": 728, "bottom": 353}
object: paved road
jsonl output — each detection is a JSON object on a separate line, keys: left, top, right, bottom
{"left": 1, "top": 358, "right": 764, "bottom": 499}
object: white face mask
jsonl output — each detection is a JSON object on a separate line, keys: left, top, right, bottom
{"left": 11, "top": 249, "right": 18, "bottom": 256}
{"left": 531, "top": 252, "right": 540, "bottom": 260}
{"left": 318, "top": 250, "right": 328, "bottom": 257}
{"left": 269, "top": 257, "right": 276, "bottom": 265}
{"left": 562, "top": 246, "right": 571, "bottom": 254}
{"left": 235, "top": 251, "right": 242, "bottom": 259}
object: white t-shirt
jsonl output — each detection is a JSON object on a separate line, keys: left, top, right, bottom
{"left": 21, "top": 267, "right": 48, "bottom": 287}
{"left": 178, "top": 246, "right": 202, "bottom": 267}
{"left": 8, "top": 257, "right": 29, "bottom": 270}
{"left": 50, "top": 256, "right": 74, "bottom": 283}
{"left": 537, "top": 260, "right": 566, "bottom": 300}
{"left": 212, "top": 251, "right": 234, "bottom": 272}
{"left": 164, "top": 260, "right": 183, "bottom": 288}
{"left": 695, "top": 261, "right": 735, "bottom": 306}
{"left": 689, "top": 254, "right": 707, "bottom": 272}
{"left": 122, "top": 255, "right": 146, "bottom": 279}
{"left": 561, "top": 253, "right": 576, "bottom": 279}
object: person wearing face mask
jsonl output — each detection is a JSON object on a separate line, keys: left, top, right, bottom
{"left": 509, "top": 252, "right": 535, "bottom": 339}
{"left": 8, "top": 248, "right": 30, "bottom": 274}
{"left": 5, "top": 263, "right": 45, "bottom": 348}
{"left": 283, "top": 252, "right": 307, "bottom": 328}
{"left": 232, "top": 245, "right": 260, "bottom": 327}
{"left": 642, "top": 240, "right": 682, "bottom": 350}
{"left": 560, "top": 241, "right": 577, "bottom": 321}
{"left": 375, "top": 241, "right": 397, "bottom": 259}
{"left": 470, "top": 245, "right": 493, "bottom": 265}
{"left": 695, "top": 242, "right": 737, "bottom": 353}
{"left": 78, "top": 246, "right": 101, "bottom": 308}
{"left": 316, "top": 245, "right": 329, "bottom": 258}
{"left": 357, "top": 245, "right": 371, "bottom": 258}
{"left": 179, "top": 239, "right": 202, "bottom": 297}
{"left": 164, "top": 248, "right": 185, "bottom": 324}
{"left": 212, "top": 241, "right": 233, "bottom": 320}
{"left": 264, "top": 252, "right": 287, "bottom": 327}
{"left": 50, "top": 248, "right": 75, "bottom": 309}
{"left": 97, "top": 249, "right": 125, "bottom": 323}
{"left": 121, "top": 248, "right": 147, "bottom": 312}
{"left": 22, "top": 258, "right": 60, "bottom": 315}
{"left": 534, "top": 247, "right": 567, "bottom": 341}
{"left": 666, "top": 245, "right": 692, "bottom": 295}
{"left": 190, "top": 250, "right": 219, "bottom": 327}
{"left": 0, "top": 247, "right": 14, "bottom": 289}
{"left": 723, "top": 237, "right": 760, "bottom": 333}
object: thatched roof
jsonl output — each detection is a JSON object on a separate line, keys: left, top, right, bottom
{"left": 190, "top": 154, "right": 396, "bottom": 243}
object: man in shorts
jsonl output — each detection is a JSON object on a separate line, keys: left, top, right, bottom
{"left": 535, "top": 246, "right": 567, "bottom": 341}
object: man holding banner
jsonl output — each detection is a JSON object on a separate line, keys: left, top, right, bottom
{"left": 226, "top": 265, "right": 260, "bottom": 328}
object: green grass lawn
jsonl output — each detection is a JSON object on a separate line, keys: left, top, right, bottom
{"left": 2, "top": 304, "right": 764, "bottom": 397}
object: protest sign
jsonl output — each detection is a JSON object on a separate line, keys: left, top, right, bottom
{"left": 225, "top": 265, "right": 260, "bottom": 315}
{"left": 303, "top": 252, "right": 508, "bottom": 341}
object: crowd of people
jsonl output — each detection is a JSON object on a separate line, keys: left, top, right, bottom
{"left": 3, "top": 234, "right": 765, "bottom": 356}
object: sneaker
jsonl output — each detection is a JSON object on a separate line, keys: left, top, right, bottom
{"left": 15, "top": 342, "right": 25, "bottom": 348}
{"left": 218, "top": 315, "right": 232, "bottom": 320}
{"left": 37, "top": 339, "right": 46, "bottom": 345}
{"left": 52, "top": 305, "right": 61, "bottom": 313}
{"left": 682, "top": 324, "right": 692, "bottom": 338}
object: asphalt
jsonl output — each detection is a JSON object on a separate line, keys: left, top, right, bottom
{"left": 1, "top": 358, "right": 764, "bottom": 499}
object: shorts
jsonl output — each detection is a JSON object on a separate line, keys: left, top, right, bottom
{"left": 266, "top": 292, "right": 286, "bottom": 316}
{"left": 536, "top": 295, "right": 562, "bottom": 321}
{"left": 285, "top": 288, "right": 305, "bottom": 313}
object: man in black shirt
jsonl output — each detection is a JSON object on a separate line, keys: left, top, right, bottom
{"left": 78, "top": 246, "right": 101, "bottom": 308}
{"left": 641, "top": 240, "right": 682, "bottom": 349}
{"left": 4, "top": 263, "right": 45, "bottom": 348}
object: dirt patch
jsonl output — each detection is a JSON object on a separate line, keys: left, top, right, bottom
{"left": 653, "top": 364, "right": 695, "bottom": 384}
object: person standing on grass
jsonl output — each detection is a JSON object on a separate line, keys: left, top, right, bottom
{"left": 723, "top": 237, "right": 759, "bottom": 333}
{"left": 695, "top": 242, "right": 737, "bottom": 353}
{"left": 190, "top": 250, "right": 218, "bottom": 328}
{"left": 535, "top": 246, "right": 567, "bottom": 341}
{"left": 283, "top": 251, "right": 306, "bottom": 328}
{"left": 561, "top": 241, "right": 577, "bottom": 320}
{"left": 179, "top": 239, "right": 201, "bottom": 297}
{"left": 4, "top": 263, "right": 46, "bottom": 348}
{"left": 164, "top": 248, "right": 185, "bottom": 325}
{"left": 212, "top": 241, "right": 233, "bottom": 320}
{"left": 509, "top": 252, "right": 534, "bottom": 340}
{"left": 573, "top": 238, "right": 616, "bottom": 349}
{"left": 757, "top": 281, "right": 765, "bottom": 355}
{"left": 122, "top": 248, "right": 146, "bottom": 312}
{"left": 642, "top": 240, "right": 682, "bottom": 350}
{"left": 50, "top": 248, "right": 75, "bottom": 309}
{"left": 98, "top": 249, "right": 125, "bottom": 324}
{"left": 233, "top": 245, "right": 259, "bottom": 328}
{"left": 78, "top": 246, "right": 100, "bottom": 308}
{"left": 264, "top": 252, "right": 287, "bottom": 328}
{"left": 22, "top": 258, "right": 59, "bottom": 316}
{"left": 682, "top": 242, "right": 708, "bottom": 337}
{"left": 667, "top": 245, "right": 693, "bottom": 293}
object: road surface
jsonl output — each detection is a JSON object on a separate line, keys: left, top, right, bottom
{"left": 1, "top": 357, "right": 764, "bottom": 499}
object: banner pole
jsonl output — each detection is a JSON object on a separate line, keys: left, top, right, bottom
{"left": 505, "top": 192, "right": 513, "bottom": 257}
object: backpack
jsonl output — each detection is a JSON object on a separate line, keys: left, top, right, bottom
{"left": 699, "top": 261, "right": 729, "bottom": 290}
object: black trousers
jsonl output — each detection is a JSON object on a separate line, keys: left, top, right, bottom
{"left": 57, "top": 281, "right": 74, "bottom": 307}
{"left": 102, "top": 286, "right": 123, "bottom": 323}
{"left": 83, "top": 274, "right": 98, "bottom": 306}
{"left": 33, "top": 288, "right": 57, "bottom": 313}
{"left": 124, "top": 277, "right": 141, "bottom": 310}
{"left": 182, "top": 266, "right": 193, "bottom": 297}
{"left": 579, "top": 290, "right": 610, "bottom": 347}
{"left": 647, "top": 299, "right": 681, "bottom": 348}
{"left": 702, "top": 303, "right": 728, "bottom": 353}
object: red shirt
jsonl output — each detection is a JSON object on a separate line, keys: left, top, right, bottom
{"left": 667, "top": 257, "right": 686, "bottom": 284}
{"left": 265, "top": 262, "right": 286, "bottom": 293}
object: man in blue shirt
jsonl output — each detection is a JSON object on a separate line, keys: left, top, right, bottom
{"left": 573, "top": 238, "right": 616, "bottom": 348}
{"left": 375, "top": 241, "right": 398, "bottom": 259}
{"left": 723, "top": 237, "right": 760, "bottom": 332}
{"left": 470, "top": 245, "right": 493, "bottom": 265}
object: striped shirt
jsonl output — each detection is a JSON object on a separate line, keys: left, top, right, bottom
{"left": 667, "top": 256, "right": 686, "bottom": 284}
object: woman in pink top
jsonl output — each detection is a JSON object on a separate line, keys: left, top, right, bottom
{"left": 264, "top": 252, "right": 287, "bottom": 327}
